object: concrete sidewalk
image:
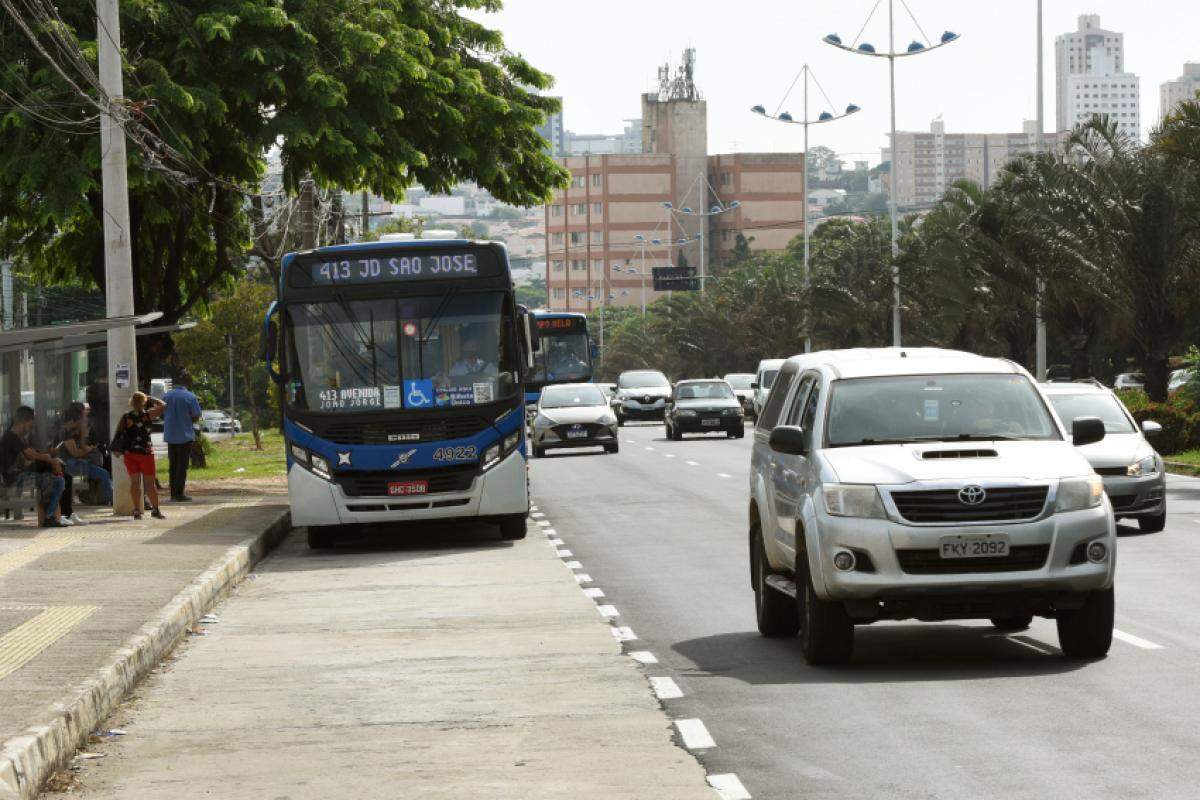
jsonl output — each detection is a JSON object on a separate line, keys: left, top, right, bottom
{"left": 0, "top": 497, "right": 289, "bottom": 799}
{"left": 60, "top": 520, "right": 716, "bottom": 799}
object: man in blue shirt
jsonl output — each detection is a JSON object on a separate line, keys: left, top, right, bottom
{"left": 163, "top": 373, "right": 202, "bottom": 502}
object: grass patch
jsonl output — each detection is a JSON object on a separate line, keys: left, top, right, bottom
{"left": 156, "top": 429, "right": 286, "bottom": 481}
{"left": 1165, "top": 449, "right": 1200, "bottom": 476}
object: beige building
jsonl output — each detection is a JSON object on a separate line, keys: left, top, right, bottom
{"left": 543, "top": 50, "right": 806, "bottom": 311}
{"left": 888, "top": 119, "right": 1067, "bottom": 209}
{"left": 1160, "top": 63, "right": 1200, "bottom": 122}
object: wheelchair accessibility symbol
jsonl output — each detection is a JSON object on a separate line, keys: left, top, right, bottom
{"left": 404, "top": 379, "right": 435, "bottom": 409}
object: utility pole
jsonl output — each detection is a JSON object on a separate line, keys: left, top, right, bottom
{"left": 226, "top": 333, "right": 235, "bottom": 435}
{"left": 98, "top": 0, "right": 138, "bottom": 514}
{"left": 1034, "top": 0, "right": 1048, "bottom": 381}
{"left": 361, "top": 189, "right": 370, "bottom": 241}
{"left": 300, "top": 178, "right": 316, "bottom": 250}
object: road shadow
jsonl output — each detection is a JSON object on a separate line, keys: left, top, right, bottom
{"left": 262, "top": 517, "right": 517, "bottom": 571}
{"left": 671, "top": 624, "right": 1091, "bottom": 685}
{"left": 533, "top": 449, "right": 609, "bottom": 459}
{"left": 1115, "top": 521, "right": 1156, "bottom": 538}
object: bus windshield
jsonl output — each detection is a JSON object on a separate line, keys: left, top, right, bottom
{"left": 284, "top": 291, "right": 517, "bottom": 412}
{"left": 529, "top": 331, "right": 592, "bottom": 384}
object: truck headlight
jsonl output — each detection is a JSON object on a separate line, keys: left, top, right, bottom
{"left": 676, "top": 409, "right": 697, "bottom": 418}
{"left": 1055, "top": 475, "right": 1104, "bottom": 512}
{"left": 823, "top": 484, "right": 888, "bottom": 520}
{"left": 1127, "top": 455, "right": 1158, "bottom": 477}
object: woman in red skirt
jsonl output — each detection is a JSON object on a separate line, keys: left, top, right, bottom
{"left": 119, "top": 391, "right": 166, "bottom": 519}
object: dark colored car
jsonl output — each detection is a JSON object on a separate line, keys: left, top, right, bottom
{"left": 665, "top": 379, "right": 744, "bottom": 440}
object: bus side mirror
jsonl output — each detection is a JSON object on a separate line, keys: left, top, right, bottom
{"left": 591, "top": 342, "right": 599, "bottom": 359}
{"left": 519, "top": 308, "right": 537, "bottom": 370}
{"left": 261, "top": 302, "right": 281, "bottom": 384}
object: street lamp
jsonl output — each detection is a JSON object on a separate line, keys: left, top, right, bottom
{"left": 752, "top": 65, "right": 861, "bottom": 352}
{"left": 824, "top": 2, "right": 959, "bottom": 346}
{"left": 662, "top": 200, "right": 741, "bottom": 291}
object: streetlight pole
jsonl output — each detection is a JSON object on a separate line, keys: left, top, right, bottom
{"left": 97, "top": 0, "right": 138, "bottom": 514}
{"left": 1034, "top": 0, "right": 1048, "bottom": 380}
{"left": 823, "top": 3, "right": 959, "bottom": 347}
{"left": 752, "top": 69, "right": 860, "bottom": 353}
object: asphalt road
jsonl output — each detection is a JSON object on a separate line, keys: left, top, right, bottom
{"left": 530, "top": 421, "right": 1200, "bottom": 800}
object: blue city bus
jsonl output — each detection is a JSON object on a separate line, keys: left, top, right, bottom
{"left": 263, "top": 235, "right": 535, "bottom": 549}
{"left": 524, "top": 310, "right": 594, "bottom": 408}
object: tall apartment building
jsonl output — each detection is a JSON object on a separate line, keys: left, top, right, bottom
{"left": 1160, "top": 63, "right": 1200, "bottom": 122}
{"left": 535, "top": 96, "right": 566, "bottom": 156}
{"left": 1055, "top": 15, "right": 1140, "bottom": 139}
{"left": 889, "top": 119, "right": 1067, "bottom": 208}
{"left": 565, "top": 120, "right": 643, "bottom": 156}
{"left": 543, "top": 51, "right": 807, "bottom": 312}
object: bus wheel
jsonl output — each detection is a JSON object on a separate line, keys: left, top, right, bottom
{"left": 499, "top": 514, "right": 527, "bottom": 541}
{"left": 307, "top": 525, "right": 337, "bottom": 550}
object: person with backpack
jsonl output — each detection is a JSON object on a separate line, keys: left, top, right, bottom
{"left": 116, "top": 392, "right": 166, "bottom": 520}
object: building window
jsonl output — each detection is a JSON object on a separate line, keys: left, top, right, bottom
{"left": 592, "top": 202, "right": 603, "bottom": 215}
{"left": 592, "top": 259, "right": 603, "bottom": 271}
{"left": 591, "top": 174, "right": 602, "bottom": 187}
{"left": 550, "top": 205, "right": 562, "bottom": 217}
{"left": 720, "top": 172, "right": 732, "bottom": 186}
{"left": 571, "top": 203, "right": 587, "bottom": 215}
{"left": 552, "top": 288, "right": 566, "bottom": 299}
{"left": 571, "top": 259, "right": 585, "bottom": 271}
{"left": 551, "top": 232, "right": 563, "bottom": 245}
{"left": 570, "top": 231, "right": 585, "bottom": 245}
{"left": 552, "top": 260, "right": 564, "bottom": 272}
{"left": 571, "top": 176, "right": 585, "bottom": 188}
{"left": 591, "top": 231, "right": 603, "bottom": 244}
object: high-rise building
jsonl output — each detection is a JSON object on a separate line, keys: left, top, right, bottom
{"left": 542, "top": 51, "right": 807, "bottom": 312}
{"left": 1160, "top": 63, "right": 1200, "bottom": 122}
{"left": 535, "top": 96, "right": 566, "bottom": 156}
{"left": 564, "top": 119, "right": 643, "bottom": 156}
{"left": 888, "top": 119, "right": 1067, "bottom": 209}
{"left": 1054, "top": 15, "right": 1140, "bottom": 139}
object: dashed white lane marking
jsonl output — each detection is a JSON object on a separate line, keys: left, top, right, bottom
{"left": 530, "top": 511, "right": 546, "bottom": 518}
{"left": 624, "top": 438, "right": 636, "bottom": 444}
{"left": 583, "top": 587, "right": 605, "bottom": 599}
{"left": 664, "top": 453, "right": 676, "bottom": 459}
{"left": 556, "top": 549, "right": 573, "bottom": 558}
{"left": 596, "top": 604, "right": 619, "bottom": 618}
{"left": 685, "top": 460, "right": 700, "bottom": 466}
{"left": 629, "top": 650, "right": 658, "bottom": 664}
{"left": 644, "top": 446, "right": 655, "bottom": 452}
{"left": 717, "top": 473, "right": 733, "bottom": 479}
{"left": 1113, "top": 629, "right": 1165, "bottom": 650}
{"left": 549, "top": 538, "right": 564, "bottom": 546}
{"left": 543, "top": 528, "right": 557, "bottom": 536}
{"left": 537, "top": 520, "right": 551, "bottom": 527}
{"left": 675, "top": 718, "right": 716, "bottom": 750}
{"left": 708, "top": 773, "right": 752, "bottom": 800}
{"left": 565, "top": 561, "right": 583, "bottom": 570}
{"left": 650, "top": 676, "right": 683, "bottom": 700}
{"left": 530, "top": 505, "right": 539, "bottom": 511}
{"left": 611, "top": 626, "right": 637, "bottom": 641}
{"left": 574, "top": 573, "right": 593, "bottom": 584}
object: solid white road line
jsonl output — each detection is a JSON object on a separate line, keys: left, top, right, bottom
{"left": 675, "top": 718, "right": 716, "bottom": 750}
{"left": 650, "top": 676, "right": 683, "bottom": 700}
{"left": 1113, "top": 629, "right": 1165, "bottom": 650}
{"left": 628, "top": 650, "right": 658, "bottom": 664}
{"left": 565, "top": 561, "right": 583, "bottom": 570}
{"left": 707, "top": 774, "right": 752, "bottom": 800}
{"left": 556, "top": 549, "right": 573, "bottom": 558}
{"left": 596, "top": 604, "right": 619, "bottom": 618}
{"left": 583, "top": 587, "right": 605, "bottom": 599}
{"left": 574, "top": 573, "right": 593, "bottom": 584}
{"left": 686, "top": 460, "right": 700, "bottom": 466}
{"left": 611, "top": 626, "right": 637, "bottom": 641}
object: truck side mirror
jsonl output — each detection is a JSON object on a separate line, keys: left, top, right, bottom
{"left": 751, "top": 381, "right": 759, "bottom": 390}
{"left": 769, "top": 425, "right": 808, "bottom": 456}
{"left": 1071, "top": 416, "right": 1106, "bottom": 447}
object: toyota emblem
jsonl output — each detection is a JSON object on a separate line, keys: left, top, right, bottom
{"left": 958, "top": 485, "right": 987, "bottom": 506}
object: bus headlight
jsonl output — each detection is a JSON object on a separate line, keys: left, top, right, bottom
{"left": 483, "top": 430, "right": 523, "bottom": 472}
{"left": 1055, "top": 476, "right": 1104, "bottom": 512}
{"left": 309, "top": 453, "right": 331, "bottom": 479}
{"left": 289, "top": 443, "right": 308, "bottom": 465}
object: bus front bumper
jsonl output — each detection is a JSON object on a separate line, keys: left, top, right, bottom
{"left": 287, "top": 449, "right": 529, "bottom": 528}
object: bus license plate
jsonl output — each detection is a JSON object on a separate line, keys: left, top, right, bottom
{"left": 388, "top": 480, "right": 428, "bottom": 496}
{"left": 939, "top": 534, "right": 1009, "bottom": 559}
{"left": 701, "top": 418, "right": 721, "bottom": 426}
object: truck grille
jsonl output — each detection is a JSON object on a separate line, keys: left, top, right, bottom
{"left": 897, "top": 545, "right": 1051, "bottom": 574}
{"left": 890, "top": 486, "right": 1049, "bottom": 523}
{"left": 335, "top": 465, "right": 476, "bottom": 497}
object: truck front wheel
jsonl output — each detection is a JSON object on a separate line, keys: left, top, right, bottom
{"left": 1057, "top": 587, "right": 1113, "bottom": 659}
{"left": 307, "top": 525, "right": 337, "bottom": 550}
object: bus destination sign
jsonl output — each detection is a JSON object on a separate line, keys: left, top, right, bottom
{"left": 535, "top": 316, "right": 586, "bottom": 334}
{"left": 289, "top": 247, "right": 498, "bottom": 288}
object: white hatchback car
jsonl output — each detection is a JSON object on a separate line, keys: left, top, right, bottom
{"left": 750, "top": 348, "right": 1116, "bottom": 665}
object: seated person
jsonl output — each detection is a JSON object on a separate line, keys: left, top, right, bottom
{"left": 1, "top": 406, "right": 67, "bottom": 528}
{"left": 448, "top": 336, "right": 497, "bottom": 382}
{"left": 59, "top": 403, "right": 113, "bottom": 508}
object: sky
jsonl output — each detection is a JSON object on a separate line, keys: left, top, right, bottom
{"left": 474, "top": 0, "right": 1198, "bottom": 166}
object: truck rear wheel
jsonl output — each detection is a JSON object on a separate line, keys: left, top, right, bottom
{"left": 307, "top": 525, "right": 337, "bottom": 550}
{"left": 499, "top": 514, "right": 527, "bottom": 541}
{"left": 752, "top": 524, "right": 799, "bottom": 637}
{"left": 799, "top": 558, "right": 854, "bottom": 666}
{"left": 1057, "top": 587, "right": 1113, "bottom": 659}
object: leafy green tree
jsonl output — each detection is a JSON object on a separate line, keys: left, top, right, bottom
{"left": 175, "top": 280, "right": 276, "bottom": 449}
{"left": 0, "top": 0, "right": 568, "bottom": 377}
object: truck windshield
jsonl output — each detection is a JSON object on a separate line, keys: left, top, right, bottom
{"left": 826, "top": 374, "right": 1060, "bottom": 446}
{"left": 529, "top": 331, "right": 591, "bottom": 383}
{"left": 284, "top": 291, "right": 516, "bottom": 412}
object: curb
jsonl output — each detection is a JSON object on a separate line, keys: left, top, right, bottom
{"left": 1165, "top": 462, "right": 1200, "bottom": 478}
{"left": 0, "top": 508, "right": 291, "bottom": 800}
